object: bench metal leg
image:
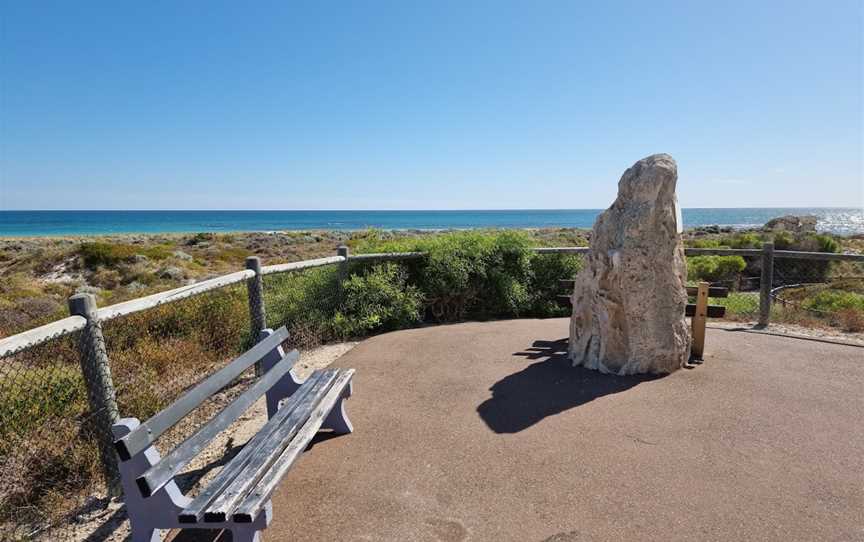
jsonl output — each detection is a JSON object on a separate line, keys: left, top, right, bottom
{"left": 259, "top": 328, "right": 303, "bottom": 418}
{"left": 231, "top": 527, "right": 262, "bottom": 542}
{"left": 112, "top": 418, "right": 191, "bottom": 542}
{"left": 130, "top": 526, "right": 161, "bottom": 542}
{"left": 321, "top": 380, "right": 354, "bottom": 434}
{"left": 230, "top": 500, "right": 271, "bottom": 542}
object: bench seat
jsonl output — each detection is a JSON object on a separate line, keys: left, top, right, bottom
{"left": 111, "top": 326, "right": 354, "bottom": 542}
{"left": 181, "top": 367, "right": 354, "bottom": 524}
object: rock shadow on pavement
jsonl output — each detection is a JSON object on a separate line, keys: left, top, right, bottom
{"left": 477, "top": 338, "right": 662, "bottom": 433}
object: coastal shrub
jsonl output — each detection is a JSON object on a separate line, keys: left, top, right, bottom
{"left": 78, "top": 242, "right": 172, "bottom": 268}
{"left": 214, "top": 245, "right": 253, "bottom": 262}
{"left": 0, "top": 365, "right": 86, "bottom": 452}
{"left": 802, "top": 290, "right": 864, "bottom": 313}
{"left": 686, "top": 255, "right": 746, "bottom": 284}
{"left": 836, "top": 308, "right": 864, "bottom": 332}
{"left": 695, "top": 231, "right": 842, "bottom": 286}
{"left": 0, "top": 358, "right": 95, "bottom": 529}
{"left": 527, "top": 253, "right": 582, "bottom": 316}
{"left": 686, "top": 238, "right": 724, "bottom": 249}
{"left": 774, "top": 233, "right": 839, "bottom": 284}
{"left": 712, "top": 291, "right": 760, "bottom": 319}
{"left": 186, "top": 232, "right": 215, "bottom": 245}
{"left": 352, "top": 229, "right": 580, "bottom": 320}
{"left": 264, "top": 266, "right": 342, "bottom": 347}
{"left": 726, "top": 232, "right": 761, "bottom": 249}
{"left": 330, "top": 263, "right": 423, "bottom": 338}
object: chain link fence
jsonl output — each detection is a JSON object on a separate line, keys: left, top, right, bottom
{"left": 0, "top": 283, "right": 257, "bottom": 540}
{"left": 685, "top": 251, "right": 764, "bottom": 322}
{"left": 0, "top": 332, "right": 91, "bottom": 541}
{"left": 1, "top": 244, "right": 861, "bottom": 540}
{"left": 770, "top": 256, "right": 864, "bottom": 332}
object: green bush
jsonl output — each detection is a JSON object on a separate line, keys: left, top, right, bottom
{"left": 352, "top": 230, "right": 579, "bottom": 321}
{"left": 726, "top": 232, "right": 761, "bottom": 249}
{"left": 528, "top": 252, "right": 583, "bottom": 316}
{"left": 0, "top": 365, "right": 86, "bottom": 452}
{"left": 331, "top": 263, "right": 423, "bottom": 338}
{"left": 78, "top": 242, "right": 172, "bottom": 268}
{"left": 774, "top": 233, "right": 839, "bottom": 284}
{"left": 802, "top": 290, "right": 864, "bottom": 313}
{"left": 264, "top": 266, "right": 342, "bottom": 347}
{"left": 686, "top": 255, "right": 746, "bottom": 284}
{"left": 694, "top": 231, "right": 842, "bottom": 286}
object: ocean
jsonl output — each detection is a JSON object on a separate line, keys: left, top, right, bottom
{"left": 0, "top": 208, "right": 862, "bottom": 237}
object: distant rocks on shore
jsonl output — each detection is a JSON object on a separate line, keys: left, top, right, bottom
{"left": 762, "top": 215, "right": 817, "bottom": 233}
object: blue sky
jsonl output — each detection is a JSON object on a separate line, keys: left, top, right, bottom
{"left": 1, "top": 0, "right": 861, "bottom": 210}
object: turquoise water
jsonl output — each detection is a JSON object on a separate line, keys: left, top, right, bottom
{"left": 0, "top": 208, "right": 862, "bottom": 236}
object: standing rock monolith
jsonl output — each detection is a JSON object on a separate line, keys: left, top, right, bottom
{"left": 569, "top": 154, "right": 690, "bottom": 374}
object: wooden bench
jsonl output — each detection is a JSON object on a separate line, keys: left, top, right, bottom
{"left": 111, "top": 326, "right": 355, "bottom": 542}
{"left": 557, "top": 280, "right": 728, "bottom": 361}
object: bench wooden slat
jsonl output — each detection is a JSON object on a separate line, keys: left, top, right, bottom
{"left": 115, "top": 327, "right": 290, "bottom": 461}
{"left": 685, "top": 286, "right": 729, "bottom": 298}
{"left": 135, "top": 347, "right": 300, "bottom": 497}
{"left": 685, "top": 304, "right": 726, "bottom": 318}
{"left": 203, "top": 369, "right": 341, "bottom": 523}
{"left": 177, "top": 370, "right": 330, "bottom": 524}
{"left": 232, "top": 369, "right": 355, "bottom": 523}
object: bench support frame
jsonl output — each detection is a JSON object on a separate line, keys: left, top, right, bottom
{"left": 113, "top": 418, "right": 272, "bottom": 542}
{"left": 112, "top": 327, "right": 350, "bottom": 542}
{"left": 260, "top": 327, "right": 353, "bottom": 432}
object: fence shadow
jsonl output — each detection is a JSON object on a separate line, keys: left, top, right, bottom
{"left": 477, "top": 338, "right": 661, "bottom": 433}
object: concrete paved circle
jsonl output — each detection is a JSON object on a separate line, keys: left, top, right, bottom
{"left": 269, "top": 319, "right": 863, "bottom": 542}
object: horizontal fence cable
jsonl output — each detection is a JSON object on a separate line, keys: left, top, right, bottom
{"left": 3, "top": 247, "right": 861, "bottom": 361}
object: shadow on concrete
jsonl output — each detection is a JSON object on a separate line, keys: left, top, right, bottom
{"left": 477, "top": 338, "right": 661, "bottom": 433}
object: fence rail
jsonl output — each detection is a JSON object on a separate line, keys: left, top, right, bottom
{"left": 4, "top": 244, "right": 863, "bottom": 360}
{"left": 1, "top": 241, "right": 862, "bottom": 539}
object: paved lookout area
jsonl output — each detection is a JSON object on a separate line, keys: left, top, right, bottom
{"left": 269, "top": 319, "right": 863, "bottom": 541}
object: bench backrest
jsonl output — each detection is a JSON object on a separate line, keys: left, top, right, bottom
{"left": 113, "top": 326, "right": 298, "bottom": 498}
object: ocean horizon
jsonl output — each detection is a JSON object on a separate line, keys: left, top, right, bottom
{"left": 1, "top": 208, "right": 862, "bottom": 237}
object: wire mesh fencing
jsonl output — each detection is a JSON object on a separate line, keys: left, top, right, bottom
{"left": 1, "top": 246, "right": 860, "bottom": 541}
{"left": 684, "top": 253, "right": 764, "bottom": 323}
{"left": 770, "top": 256, "right": 864, "bottom": 332}
{"left": 0, "top": 281, "right": 257, "bottom": 541}
{"left": 0, "top": 332, "right": 96, "bottom": 541}
{"left": 263, "top": 264, "right": 344, "bottom": 350}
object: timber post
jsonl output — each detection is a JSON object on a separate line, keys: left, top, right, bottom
{"left": 758, "top": 242, "right": 775, "bottom": 327}
{"left": 245, "top": 256, "right": 267, "bottom": 376}
{"left": 68, "top": 292, "right": 121, "bottom": 496}
{"left": 690, "top": 281, "right": 709, "bottom": 360}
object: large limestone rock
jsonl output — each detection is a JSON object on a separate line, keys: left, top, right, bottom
{"left": 763, "top": 215, "right": 817, "bottom": 233}
{"left": 569, "top": 154, "right": 690, "bottom": 375}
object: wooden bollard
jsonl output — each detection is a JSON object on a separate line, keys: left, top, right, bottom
{"left": 690, "top": 281, "right": 709, "bottom": 360}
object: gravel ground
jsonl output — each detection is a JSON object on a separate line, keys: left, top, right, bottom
{"left": 709, "top": 320, "right": 864, "bottom": 346}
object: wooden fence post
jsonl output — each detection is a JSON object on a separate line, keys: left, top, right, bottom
{"left": 758, "top": 242, "right": 775, "bottom": 327}
{"left": 245, "top": 256, "right": 267, "bottom": 376}
{"left": 68, "top": 293, "right": 121, "bottom": 496}
{"left": 690, "top": 282, "right": 709, "bottom": 360}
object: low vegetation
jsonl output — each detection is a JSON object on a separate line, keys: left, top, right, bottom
{"left": 0, "top": 226, "right": 861, "bottom": 536}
